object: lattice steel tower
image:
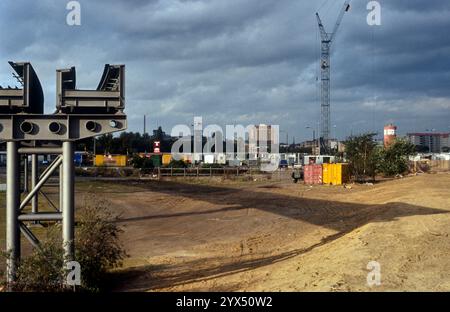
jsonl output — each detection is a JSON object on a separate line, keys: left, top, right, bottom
{"left": 316, "top": 1, "right": 350, "bottom": 153}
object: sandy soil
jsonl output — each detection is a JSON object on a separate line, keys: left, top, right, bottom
{"left": 1, "top": 172, "right": 449, "bottom": 291}
{"left": 75, "top": 172, "right": 449, "bottom": 292}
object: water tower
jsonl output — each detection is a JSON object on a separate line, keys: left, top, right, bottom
{"left": 384, "top": 124, "right": 397, "bottom": 148}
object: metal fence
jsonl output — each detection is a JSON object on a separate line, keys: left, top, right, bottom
{"left": 157, "top": 167, "right": 249, "bottom": 177}
{"left": 410, "top": 160, "right": 450, "bottom": 172}
{"left": 153, "top": 166, "right": 292, "bottom": 180}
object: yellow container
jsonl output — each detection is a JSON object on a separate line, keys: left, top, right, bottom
{"left": 322, "top": 163, "right": 333, "bottom": 185}
{"left": 322, "top": 163, "right": 349, "bottom": 185}
{"left": 162, "top": 154, "right": 172, "bottom": 165}
{"left": 95, "top": 155, "right": 128, "bottom": 167}
{"left": 332, "top": 163, "right": 349, "bottom": 185}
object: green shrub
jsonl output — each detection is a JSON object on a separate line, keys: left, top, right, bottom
{"left": 131, "top": 155, "right": 154, "bottom": 174}
{"left": 0, "top": 228, "right": 66, "bottom": 292}
{"left": 0, "top": 196, "right": 126, "bottom": 292}
{"left": 14, "top": 232, "right": 66, "bottom": 292}
{"left": 376, "top": 138, "right": 416, "bottom": 176}
{"left": 75, "top": 195, "right": 127, "bottom": 291}
{"left": 167, "top": 159, "right": 188, "bottom": 168}
{"left": 201, "top": 163, "right": 224, "bottom": 169}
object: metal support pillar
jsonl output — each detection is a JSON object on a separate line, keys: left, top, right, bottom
{"left": 23, "top": 155, "right": 28, "bottom": 193}
{"left": 62, "top": 141, "right": 74, "bottom": 261}
{"left": 31, "top": 154, "right": 38, "bottom": 215}
{"left": 1, "top": 61, "right": 127, "bottom": 290}
{"left": 6, "top": 141, "right": 20, "bottom": 284}
{"left": 59, "top": 164, "right": 63, "bottom": 212}
{"left": 20, "top": 156, "right": 62, "bottom": 210}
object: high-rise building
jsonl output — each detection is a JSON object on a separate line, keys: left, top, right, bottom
{"left": 248, "top": 124, "right": 278, "bottom": 157}
{"left": 407, "top": 132, "right": 450, "bottom": 153}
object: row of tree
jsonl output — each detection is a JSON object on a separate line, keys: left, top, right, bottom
{"left": 344, "top": 133, "right": 416, "bottom": 181}
{"left": 75, "top": 130, "right": 174, "bottom": 155}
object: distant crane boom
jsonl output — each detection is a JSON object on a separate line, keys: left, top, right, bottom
{"left": 315, "top": 13, "right": 328, "bottom": 42}
{"left": 316, "top": 1, "right": 350, "bottom": 154}
{"left": 330, "top": 2, "right": 351, "bottom": 42}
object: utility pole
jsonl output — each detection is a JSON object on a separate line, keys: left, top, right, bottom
{"left": 316, "top": 1, "right": 350, "bottom": 154}
{"left": 306, "top": 126, "right": 318, "bottom": 155}
{"left": 143, "top": 115, "right": 146, "bottom": 135}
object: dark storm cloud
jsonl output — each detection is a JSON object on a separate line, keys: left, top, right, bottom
{"left": 0, "top": 0, "right": 449, "bottom": 141}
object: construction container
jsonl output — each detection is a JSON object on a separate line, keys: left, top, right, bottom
{"left": 303, "top": 155, "right": 335, "bottom": 165}
{"left": 304, "top": 164, "right": 322, "bottom": 185}
{"left": 150, "top": 154, "right": 162, "bottom": 167}
{"left": 95, "top": 155, "right": 127, "bottom": 167}
{"left": 162, "top": 154, "right": 172, "bottom": 166}
{"left": 322, "top": 163, "right": 350, "bottom": 185}
{"left": 322, "top": 163, "right": 332, "bottom": 185}
{"left": 204, "top": 154, "right": 214, "bottom": 164}
{"left": 216, "top": 153, "right": 226, "bottom": 165}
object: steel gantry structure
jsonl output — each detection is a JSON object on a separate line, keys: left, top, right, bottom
{"left": 0, "top": 61, "right": 127, "bottom": 286}
{"left": 316, "top": 1, "right": 350, "bottom": 154}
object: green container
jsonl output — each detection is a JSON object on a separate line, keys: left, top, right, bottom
{"left": 150, "top": 155, "right": 162, "bottom": 167}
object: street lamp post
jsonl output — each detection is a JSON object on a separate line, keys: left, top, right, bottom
{"left": 305, "top": 126, "right": 316, "bottom": 155}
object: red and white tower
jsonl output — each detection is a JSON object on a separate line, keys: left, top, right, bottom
{"left": 384, "top": 124, "right": 397, "bottom": 148}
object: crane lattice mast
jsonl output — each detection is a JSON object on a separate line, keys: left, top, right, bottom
{"left": 316, "top": 1, "right": 350, "bottom": 154}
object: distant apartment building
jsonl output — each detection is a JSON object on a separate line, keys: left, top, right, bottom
{"left": 407, "top": 132, "right": 450, "bottom": 153}
{"left": 248, "top": 124, "right": 278, "bottom": 158}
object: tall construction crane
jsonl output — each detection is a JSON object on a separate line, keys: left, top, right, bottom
{"left": 316, "top": 1, "right": 350, "bottom": 154}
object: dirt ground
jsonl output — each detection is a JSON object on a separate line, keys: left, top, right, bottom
{"left": 75, "top": 172, "right": 448, "bottom": 292}
{"left": 1, "top": 172, "right": 449, "bottom": 291}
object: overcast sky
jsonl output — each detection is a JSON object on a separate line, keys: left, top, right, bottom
{"left": 1, "top": 0, "right": 449, "bottom": 142}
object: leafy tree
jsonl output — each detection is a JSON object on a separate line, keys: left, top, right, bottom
{"left": 96, "top": 134, "right": 114, "bottom": 154}
{"left": 78, "top": 131, "right": 176, "bottom": 155}
{"left": 376, "top": 138, "right": 415, "bottom": 176}
{"left": 344, "top": 133, "right": 378, "bottom": 182}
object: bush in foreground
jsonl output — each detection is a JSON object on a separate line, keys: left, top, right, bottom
{"left": 0, "top": 195, "right": 126, "bottom": 292}
{"left": 376, "top": 138, "right": 416, "bottom": 176}
{"left": 76, "top": 195, "right": 127, "bottom": 291}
